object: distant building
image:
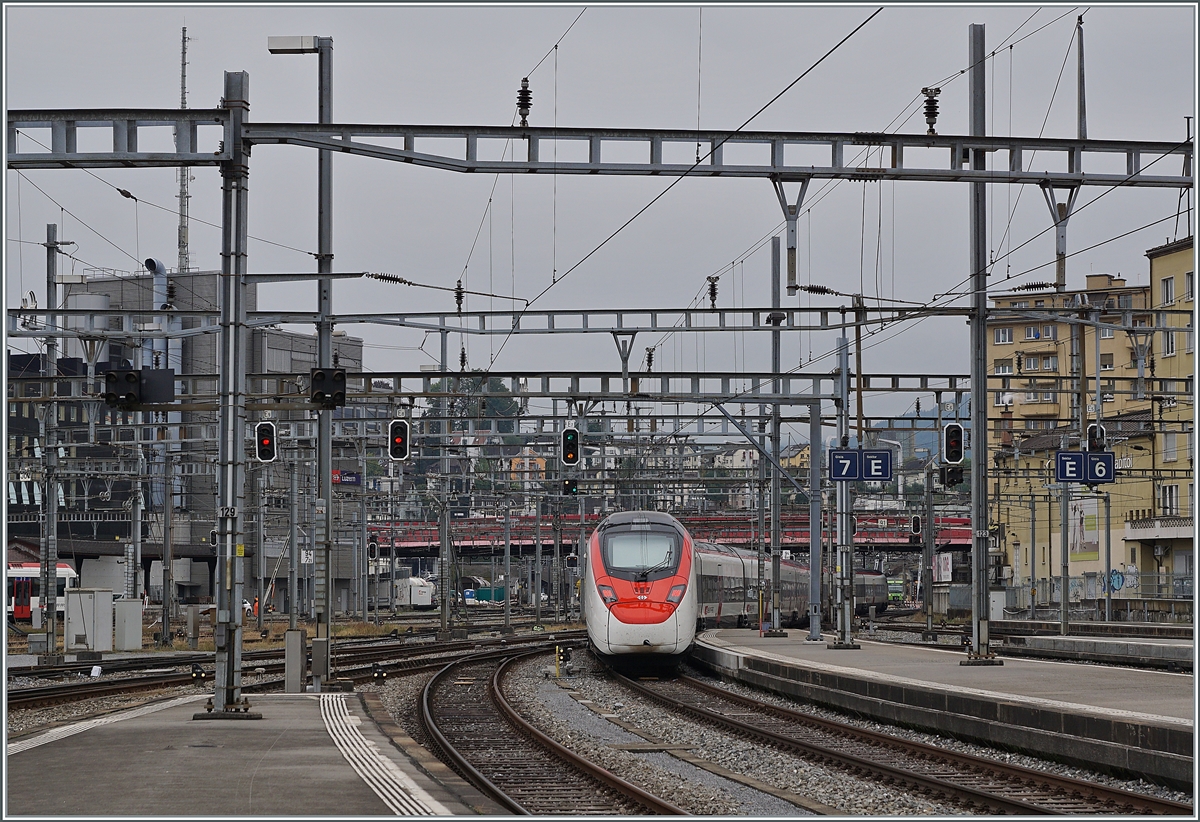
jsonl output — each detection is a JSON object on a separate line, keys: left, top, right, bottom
{"left": 7, "top": 266, "right": 362, "bottom": 611}
{"left": 989, "top": 238, "right": 1193, "bottom": 618}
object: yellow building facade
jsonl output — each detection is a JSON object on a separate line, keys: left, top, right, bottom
{"left": 989, "top": 238, "right": 1193, "bottom": 619}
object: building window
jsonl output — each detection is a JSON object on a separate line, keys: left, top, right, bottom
{"left": 994, "top": 359, "right": 1013, "bottom": 375}
{"left": 1100, "top": 326, "right": 1114, "bottom": 339}
{"left": 1024, "top": 326, "right": 1040, "bottom": 340}
{"left": 1024, "top": 356, "right": 1040, "bottom": 371}
{"left": 1024, "top": 419, "right": 1038, "bottom": 430}
{"left": 1118, "top": 293, "right": 1133, "bottom": 309}
{"left": 1186, "top": 324, "right": 1194, "bottom": 353}
{"left": 1035, "top": 300, "right": 1045, "bottom": 307}
{"left": 1163, "top": 431, "right": 1177, "bottom": 463}
{"left": 1131, "top": 546, "right": 1137, "bottom": 564}
{"left": 1042, "top": 325, "right": 1057, "bottom": 340}
{"left": 1100, "top": 353, "right": 1114, "bottom": 370}
{"left": 1161, "top": 276, "right": 1175, "bottom": 306}
{"left": 1102, "top": 379, "right": 1115, "bottom": 402}
{"left": 1163, "top": 329, "right": 1176, "bottom": 356}
{"left": 1041, "top": 391, "right": 1056, "bottom": 402}
{"left": 1011, "top": 300, "right": 1029, "bottom": 308}
{"left": 1161, "top": 484, "right": 1179, "bottom": 517}
{"left": 1042, "top": 355, "right": 1058, "bottom": 371}
{"left": 994, "top": 327, "right": 1013, "bottom": 344}
{"left": 1186, "top": 272, "right": 1194, "bottom": 301}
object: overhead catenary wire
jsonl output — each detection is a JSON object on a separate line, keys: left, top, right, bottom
{"left": 12, "top": 132, "right": 317, "bottom": 259}
{"left": 485, "top": 7, "right": 884, "bottom": 371}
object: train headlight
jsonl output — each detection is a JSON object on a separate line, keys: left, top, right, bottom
{"left": 666, "top": 583, "right": 687, "bottom": 604}
{"left": 596, "top": 584, "right": 618, "bottom": 605}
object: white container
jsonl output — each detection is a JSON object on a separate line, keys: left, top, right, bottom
{"left": 66, "top": 589, "right": 114, "bottom": 652}
{"left": 114, "top": 599, "right": 143, "bottom": 651}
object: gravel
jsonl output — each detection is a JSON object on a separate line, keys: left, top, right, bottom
{"left": 507, "top": 653, "right": 962, "bottom": 815}
{"left": 13, "top": 640, "right": 1190, "bottom": 814}
{"left": 376, "top": 647, "right": 1190, "bottom": 814}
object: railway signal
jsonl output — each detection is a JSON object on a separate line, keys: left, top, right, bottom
{"left": 1086, "top": 422, "right": 1107, "bottom": 452}
{"left": 310, "top": 367, "right": 347, "bottom": 407}
{"left": 910, "top": 515, "right": 921, "bottom": 535}
{"left": 555, "top": 645, "right": 572, "bottom": 677}
{"left": 254, "top": 421, "right": 277, "bottom": 463}
{"left": 388, "top": 419, "right": 410, "bottom": 461}
{"left": 943, "top": 423, "right": 965, "bottom": 464}
{"left": 560, "top": 426, "right": 580, "bottom": 466}
{"left": 562, "top": 478, "right": 578, "bottom": 496}
{"left": 102, "top": 369, "right": 142, "bottom": 409}
{"left": 372, "top": 662, "right": 387, "bottom": 682}
{"left": 941, "top": 466, "right": 965, "bottom": 487}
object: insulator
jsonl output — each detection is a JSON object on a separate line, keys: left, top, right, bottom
{"left": 915, "top": 397, "right": 921, "bottom": 414}
{"left": 455, "top": 280, "right": 464, "bottom": 315}
{"left": 333, "top": 352, "right": 339, "bottom": 367}
{"left": 460, "top": 346, "right": 467, "bottom": 370}
{"left": 645, "top": 347, "right": 654, "bottom": 371}
{"left": 802, "top": 283, "right": 835, "bottom": 295}
{"left": 922, "top": 87, "right": 941, "bottom": 136}
{"left": 707, "top": 276, "right": 719, "bottom": 310}
{"left": 167, "top": 281, "right": 177, "bottom": 302}
{"left": 517, "top": 78, "right": 533, "bottom": 127}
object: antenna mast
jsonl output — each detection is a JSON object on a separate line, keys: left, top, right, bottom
{"left": 176, "top": 26, "right": 191, "bottom": 274}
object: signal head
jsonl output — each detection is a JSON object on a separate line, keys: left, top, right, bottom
{"left": 255, "top": 421, "right": 278, "bottom": 463}
{"left": 943, "top": 423, "right": 965, "bottom": 464}
{"left": 388, "top": 419, "right": 411, "bottom": 461}
{"left": 560, "top": 426, "right": 580, "bottom": 466}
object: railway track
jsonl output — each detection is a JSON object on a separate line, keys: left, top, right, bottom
{"left": 419, "top": 650, "right": 685, "bottom": 815}
{"left": 612, "top": 670, "right": 1192, "bottom": 816}
{"left": 8, "top": 632, "right": 586, "bottom": 709}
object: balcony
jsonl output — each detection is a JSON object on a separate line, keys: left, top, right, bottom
{"left": 1125, "top": 516, "right": 1194, "bottom": 542}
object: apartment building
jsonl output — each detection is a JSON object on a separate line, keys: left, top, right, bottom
{"left": 989, "top": 237, "right": 1193, "bottom": 619}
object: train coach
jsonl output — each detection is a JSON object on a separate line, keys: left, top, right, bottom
{"left": 7, "top": 562, "right": 79, "bottom": 621}
{"left": 693, "top": 541, "right": 888, "bottom": 630}
{"left": 582, "top": 510, "right": 889, "bottom": 665}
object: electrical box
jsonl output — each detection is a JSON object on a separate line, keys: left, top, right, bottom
{"left": 66, "top": 589, "right": 114, "bottom": 653}
{"left": 311, "top": 637, "right": 330, "bottom": 680}
{"left": 113, "top": 599, "right": 143, "bottom": 651}
{"left": 285, "top": 629, "right": 306, "bottom": 693}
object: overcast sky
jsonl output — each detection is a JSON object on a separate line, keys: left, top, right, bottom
{"left": 5, "top": 3, "right": 1196, "bottom": 438}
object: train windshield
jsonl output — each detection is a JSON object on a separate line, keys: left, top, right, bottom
{"left": 601, "top": 527, "right": 681, "bottom": 580}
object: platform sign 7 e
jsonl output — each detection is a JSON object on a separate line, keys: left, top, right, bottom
{"left": 829, "top": 449, "right": 893, "bottom": 482}
{"left": 1055, "top": 451, "right": 1115, "bottom": 485}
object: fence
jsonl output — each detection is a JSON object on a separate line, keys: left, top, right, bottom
{"left": 1001, "top": 574, "right": 1192, "bottom": 623}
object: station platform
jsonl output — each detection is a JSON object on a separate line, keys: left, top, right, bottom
{"left": 6, "top": 691, "right": 505, "bottom": 816}
{"left": 693, "top": 629, "right": 1193, "bottom": 790}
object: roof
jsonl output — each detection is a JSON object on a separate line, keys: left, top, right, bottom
{"left": 1145, "top": 236, "right": 1193, "bottom": 259}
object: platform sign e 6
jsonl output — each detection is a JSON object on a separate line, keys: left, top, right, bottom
{"left": 1055, "top": 451, "right": 1115, "bottom": 485}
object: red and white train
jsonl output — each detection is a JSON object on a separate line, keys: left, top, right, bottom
{"left": 6, "top": 562, "right": 79, "bottom": 620}
{"left": 582, "top": 511, "right": 888, "bottom": 663}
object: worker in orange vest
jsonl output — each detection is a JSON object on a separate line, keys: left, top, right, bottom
{"left": 253, "top": 596, "right": 259, "bottom": 617}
